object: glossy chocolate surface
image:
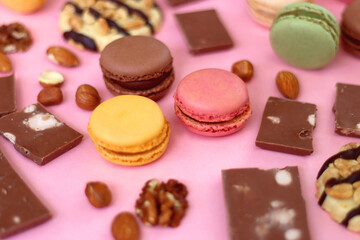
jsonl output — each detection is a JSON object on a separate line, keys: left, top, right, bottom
{"left": 0, "top": 150, "right": 51, "bottom": 238}
{"left": 175, "top": 9, "right": 233, "bottom": 54}
{"left": 333, "top": 83, "right": 360, "bottom": 137}
{"left": 0, "top": 103, "right": 83, "bottom": 165}
{"left": 0, "top": 73, "right": 16, "bottom": 117}
{"left": 222, "top": 167, "right": 311, "bottom": 240}
{"left": 256, "top": 97, "right": 317, "bottom": 155}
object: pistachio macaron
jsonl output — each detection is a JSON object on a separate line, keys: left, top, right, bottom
{"left": 88, "top": 95, "right": 170, "bottom": 166}
{"left": 270, "top": 3, "right": 340, "bottom": 69}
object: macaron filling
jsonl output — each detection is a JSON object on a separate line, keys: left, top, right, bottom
{"left": 274, "top": 7, "right": 339, "bottom": 49}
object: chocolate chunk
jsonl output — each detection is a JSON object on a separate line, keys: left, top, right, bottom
{"left": 0, "top": 103, "right": 83, "bottom": 165}
{"left": 333, "top": 83, "right": 360, "bottom": 138}
{"left": 0, "top": 22, "right": 32, "bottom": 53}
{"left": 256, "top": 97, "right": 317, "bottom": 155}
{"left": 167, "top": 0, "right": 199, "bottom": 6}
{"left": 222, "top": 167, "right": 311, "bottom": 240}
{"left": 175, "top": 9, "right": 233, "bottom": 54}
{"left": 0, "top": 73, "right": 16, "bottom": 117}
{"left": 0, "top": 150, "right": 51, "bottom": 238}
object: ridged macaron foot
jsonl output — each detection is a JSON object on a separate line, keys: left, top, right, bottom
{"left": 88, "top": 95, "right": 170, "bottom": 166}
{"left": 270, "top": 2, "right": 340, "bottom": 69}
{"left": 174, "top": 68, "right": 252, "bottom": 137}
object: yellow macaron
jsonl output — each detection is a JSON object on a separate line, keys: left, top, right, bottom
{"left": 88, "top": 95, "right": 170, "bottom": 166}
{"left": 0, "top": 0, "right": 46, "bottom": 14}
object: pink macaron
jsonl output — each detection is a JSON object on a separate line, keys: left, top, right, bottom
{"left": 174, "top": 68, "right": 252, "bottom": 137}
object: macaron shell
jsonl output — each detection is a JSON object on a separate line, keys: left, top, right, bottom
{"left": 174, "top": 68, "right": 249, "bottom": 122}
{"left": 100, "top": 36, "right": 172, "bottom": 78}
{"left": 88, "top": 95, "right": 166, "bottom": 152}
{"left": 341, "top": 0, "right": 360, "bottom": 56}
{"left": 93, "top": 122, "right": 170, "bottom": 166}
{"left": 175, "top": 104, "right": 252, "bottom": 137}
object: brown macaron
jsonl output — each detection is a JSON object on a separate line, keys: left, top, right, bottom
{"left": 99, "top": 36, "right": 174, "bottom": 101}
{"left": 341, "top": 0, "right": 360, "bottom": 57}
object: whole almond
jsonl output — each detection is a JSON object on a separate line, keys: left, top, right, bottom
{"left": 76, "top": 84, "right": 101, "bottom": 110}
{"left": 47, "top": 46, "right": 79, "bottom": 67}
{"left": 276, "top": 71, "right": 299, "bottom": 99}
{"left": 37, "top": 87, "right": 63, "bottom": 106}
{"left": 111, "top": 212, "right": 140, "bottom": 240}
{"left": 0, "top": 52, "right": 12, "bottom": 73}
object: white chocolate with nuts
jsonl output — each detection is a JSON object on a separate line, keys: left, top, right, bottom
{"left": 316, "top": 143, "right": 360, "bottom": 232}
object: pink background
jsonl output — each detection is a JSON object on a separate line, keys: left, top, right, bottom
{"left": 0, "top": 0, "right": 359, "bottom": 239}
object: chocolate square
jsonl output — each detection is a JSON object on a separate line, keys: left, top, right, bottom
{"left": 167, "top": 0, "right": 199, "bottom": 6}
{"left": 222, "top": 167, "right": 311, "bottom": 240}
{"left": 0, "top": 73, "right": 16, "bottom": 117}
{"left": 0, "top": 150, "right": 51, "bottom": 238}
{"left": 175, "top": 9, "right": 233, "bottom": 54}
{"left": 0, "top": 103, "right": 83, "bottom": 165}
{"left": 256, "top": 97, "right": 317, "bottom": 155}
{"left": 333, "top": 83, "right": 360, "bottom": 138}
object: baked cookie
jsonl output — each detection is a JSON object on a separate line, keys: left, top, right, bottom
{"left": 59, "top": 0, "right": 162, "bottom": 51}
{"left": 316, "top": 143, "right": 360, "bottom": 232}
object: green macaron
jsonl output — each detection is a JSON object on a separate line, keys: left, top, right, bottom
{"left": 270, "top": 3, "right": 340, "bottom": 69}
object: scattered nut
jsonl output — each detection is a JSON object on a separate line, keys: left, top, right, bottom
{"left": 0, "top": 22, "right": 32, "bottom": 53}
{"left": 276, "top": 71, "right": 300, "bottom": 99}
{"left": 231, "top": 60, "right": 254, "bottom": 82}
{"left": 111, "top": 212, "right": 140, "bottom": 240}
{"left": 354, "top": 188, "right": 360, "bottom": 204}
{"left": 325, "top": 183, "right": 354, "bottom": 199}
{"left": 0, "top": 52, "right": 12, "bottom": 72}
{"left": 37, "top": 87, "right": 63, "bottom": 106}
{"left": 39, "top": 71, "right": 64, "bottom": 88}
{"left": 85, "top": 181, "right": 112, "bottom": 208}
{"left": 46, "top": 46, "right": 79, "bottom": 67}
{"left": 135, "top": 179, "right": 188, "bottom": 228}
{"left": 76, "top": 84, "right": 101, "bottom": 110}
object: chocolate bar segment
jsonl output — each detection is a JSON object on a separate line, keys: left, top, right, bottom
{"left": 256, "top": 97, "right": 317, "bottom": 155}
{"left": 0, "top": 103, "right": 83, "bottom": 165}
{"left": 333, "top": 83, "right": 360, "bottom": 138}
{"left": 0, "top": 73, "right": 16, "bottom": 117}
{"left": 0, "top": 150, "right": 51, "bottom": 238}
{"left": 167, "top": 0, "right": 199, "bottom": 6}
{"left": 222, "top": 167, "right": 311, "bottom": 240}
{"left": 175, "top": 9, "right": 233, "bottom": 54}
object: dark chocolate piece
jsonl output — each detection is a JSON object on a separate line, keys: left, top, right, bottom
{"left": 333, "top": 83, "right": 360, "bottom": 138}
{"left": 222, "top": 167, "right": 311, "bottom": 240}
{"left": 0, "top": 150, "right": 51, "bottom": 238}
{"left": 0, "top": 103, "right": 83, "bottom": 165}
{"left": 256, "top": 97, "right": 317, "bottom": 156}
{"left": 0, "top": 73, "right": 16, "bottom": 117}
{"left": 175, "top": 9, "right": 233, "bottom": 54}
{"left": 167, "top": 0, "right": 199, "bottom": 6}
{"left": 63, "top": 31, "right": 97, "bottom": 51}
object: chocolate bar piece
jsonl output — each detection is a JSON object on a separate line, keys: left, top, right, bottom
{"left": 0, "top": 150, "right": 51, "bottom": 238}
{"left": 222, "top": 167, "right": 311, "bottom": 240}
{"left": 175, "top": 9, "right": 233, "bottom": 54}
{"left": 0, "top": 73, "right": 16, "bottom": 117}
{"left": 333, "top": 83, "right": 360, "bottom": 138}
{"left": 0, "top": 103, "right": 83, "bottom": 165}
{"left": 255, "top": 97, "right": 317, "bottom": 155}
{"left": 167, "top": 0, "right": 199, "bottom": 6}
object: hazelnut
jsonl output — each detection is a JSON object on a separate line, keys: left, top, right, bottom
{"left": 85, "top": 181, "right": 112, "bottom": 208}
{"left": 276, "top": 71, "right": 300, "bottom": 99}
{"left": 231, "top": 60, "right": 254, "bottom": 82}
{"left": 37, "top": 87, "right": 63, "bottom": 106}
{"left": 39, "top": 71, "right": 64, "bottom": 88}
{"left": 75, "top": 84, "right": 101, "bottom": 110}
{"left": 111, "top": 212, "right": 140, "bottom": 240}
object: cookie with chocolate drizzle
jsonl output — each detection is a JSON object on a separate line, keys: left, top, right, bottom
{"left": 59, "top": 0, "right": 162, "bottom": 51}
{"left": 316, "top": 143, "right": 360, "bottom": 232}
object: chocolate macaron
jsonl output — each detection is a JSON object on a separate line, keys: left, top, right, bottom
{"left": 341, "top": 0, "right": 360, "bottom": 57}
{"left": 100, "top": 36, "right": 174, "bottom": 101}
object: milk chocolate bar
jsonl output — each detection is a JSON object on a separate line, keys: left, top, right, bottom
{"left": 333, "top": 83, "right": 360, "bottom": 138}
{"left": 0, "top": 150, "right": 51, "bottom": 238}
{"left": 256, "top": 97, "right": 317, "bottom": 155}
{"left": 167, "top": 0, "right": 199, "bottom": 6}
{"left": 222, "top": 167, "right": 311, "bottom": 240}
{"left": 0, "top": 103, "right": 83, "bottom": 165}
{"left": 0, "top": 73, "right": 16, "bottom": 117}
{"left": 175, "top": 9, "right": 233, "bottom": 54}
